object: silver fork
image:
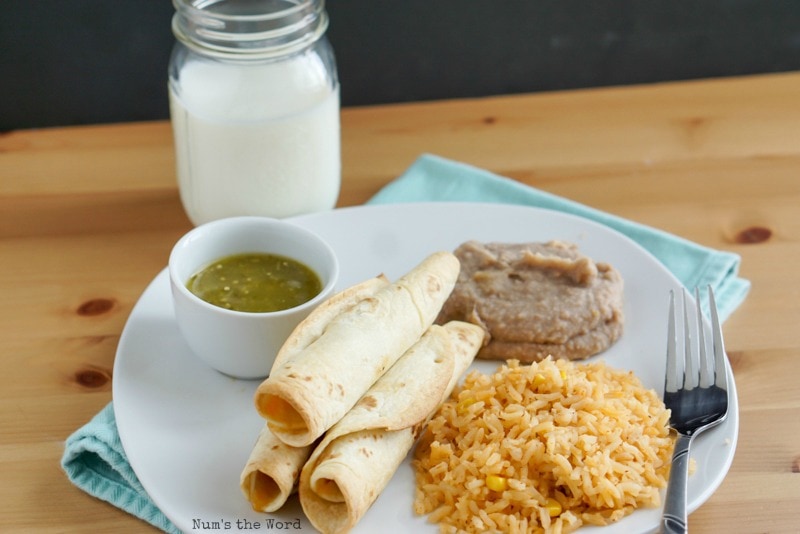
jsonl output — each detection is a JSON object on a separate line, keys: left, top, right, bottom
{"left": 658, "top": 286, "right": 730, "bottom": 534}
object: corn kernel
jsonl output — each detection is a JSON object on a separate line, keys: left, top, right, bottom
{"left": 559, "top": 370, "right": 567, "bottom": 380}
{"left": 486, "top": 475, "right": 507, "bottom": 492}
{"left": 457, "top": 397, "right": 475, "bottom": 414}
{"left": 545, "top": 497, "right": 562, "bottom": 517}
{"left": 532, "top": 374, "right": 546, "bottom": 388}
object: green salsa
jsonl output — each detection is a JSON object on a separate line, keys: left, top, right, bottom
{"left": 186, "top": 253, "right": 322, "bottom": 313}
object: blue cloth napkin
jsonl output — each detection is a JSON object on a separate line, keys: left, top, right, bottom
{"left": 61, "top": 403, "right": 181, "bottom": 533}
{"left": 61, "top": 153, "right": 749, "bottom": 533}
{"left": 369, "top": 154, "right": 750, "bottom": 321}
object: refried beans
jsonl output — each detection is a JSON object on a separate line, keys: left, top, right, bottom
{"left": 436, "top": 240, "right": 624, "bottom": 362}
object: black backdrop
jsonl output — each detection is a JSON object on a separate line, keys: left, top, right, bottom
{"left": 3, "top": 0, "right": 800, "bottom": 131}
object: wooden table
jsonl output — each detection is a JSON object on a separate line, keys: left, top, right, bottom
{"left": 2, "top": 72, "right": 799, "bottom": 533}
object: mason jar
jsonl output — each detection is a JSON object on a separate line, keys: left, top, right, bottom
{"left": 169, "top": 0, "right": 340, "bottom": 225}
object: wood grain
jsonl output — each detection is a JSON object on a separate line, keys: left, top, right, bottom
{"left": 1, "top": 72, "right": 799, "bottom": 533}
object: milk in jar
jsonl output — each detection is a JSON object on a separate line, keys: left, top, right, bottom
{"left": 169, "top": 0, "right": 340, "bottom": 225}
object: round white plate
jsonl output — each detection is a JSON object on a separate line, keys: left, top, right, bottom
{"left": 113, "top": 202, "right": 738, "bottom": 533}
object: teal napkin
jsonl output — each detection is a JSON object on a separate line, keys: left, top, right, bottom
{"left": 62, "top": 153, "right": 749, "bottom": 533}
{"left": 61, "top": 403, "right": 181, "bottom": 533}
{"left": 369, "top": 154, "right": 750, "bottom": 321}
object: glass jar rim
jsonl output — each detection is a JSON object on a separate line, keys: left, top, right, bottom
{"left": 172, "top": 0, "right": 328, "bottom": 59}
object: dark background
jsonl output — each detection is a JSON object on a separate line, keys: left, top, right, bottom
{"left": 3, "top": 0, "right": 800, "bottom": 131}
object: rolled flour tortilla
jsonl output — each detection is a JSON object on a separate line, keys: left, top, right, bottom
{"left": 240, "top": 276, "right": 390, "bottom": 513}
{"left": 298, "top": 321, "right": 484, "bottom": 534}
{"left": 240, "top": 425, "right": 313, "bottom": 513}
{"left": 254, "top": 251, "right": 460, "bottom": 447}
{"left": 271, "top": 275, "right": 391, "bottom": 371}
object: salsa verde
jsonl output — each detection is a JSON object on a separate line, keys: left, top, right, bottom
{"left": 187, "top": 253, "right": 322, "bottom": 313}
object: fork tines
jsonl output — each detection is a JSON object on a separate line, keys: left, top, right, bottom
{"left": 664, "top": 286, "right": 729, "bottom": 405}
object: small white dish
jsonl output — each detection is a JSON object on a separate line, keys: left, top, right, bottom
{"left": 168, "top": 216, "right": 339, "bottom": 379}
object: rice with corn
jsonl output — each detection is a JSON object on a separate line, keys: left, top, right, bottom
{"left": 412, "top": 357, "right": 673, "bottom": 533}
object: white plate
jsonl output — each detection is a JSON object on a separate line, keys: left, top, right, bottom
{"left": 113, "top": 202, "right": 738, "bottom": 534}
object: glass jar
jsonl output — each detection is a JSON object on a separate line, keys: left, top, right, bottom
{"left": 169, "top": 0, "right": 340, "bottom": 225}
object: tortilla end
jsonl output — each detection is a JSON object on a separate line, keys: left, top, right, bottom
{"left": 312, "top": 476, "right": 347, "bottom": 503}
{"left": 243, "top": 471, "right": 284, "bottom": 513}
{"left": 257, "top": 393, "right": 308, "bottom": 431}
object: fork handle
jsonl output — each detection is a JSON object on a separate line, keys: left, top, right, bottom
{"left": 659, "top": 433, "right": 693, "bottom": 534}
